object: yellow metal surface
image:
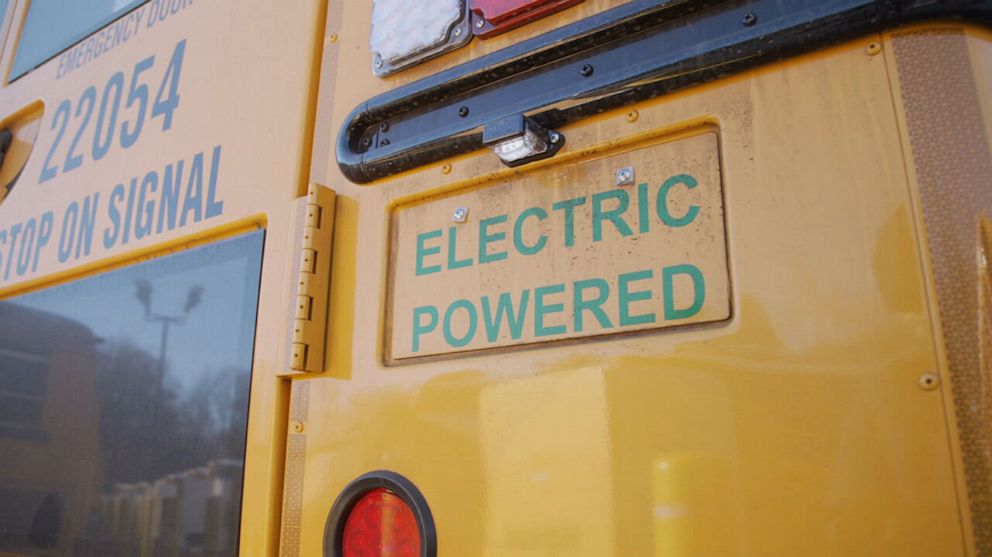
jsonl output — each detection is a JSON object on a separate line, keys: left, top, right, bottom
{"left": 388, "top": 131, "right": 729, "bottom": 359}
{"left": 299, "top": 3, "right": 970, "bottom": 555}
{"left": 0, "top": 1, "right": 326, "bottom": 555}
{"left": 0, "top": 0, "right": 984, "bottom": 554}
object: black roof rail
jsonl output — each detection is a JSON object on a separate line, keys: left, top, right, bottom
{"left": 337, "top": 0, "right": 992, "bottom": 184}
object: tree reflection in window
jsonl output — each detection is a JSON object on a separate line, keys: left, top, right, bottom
{"left": 0, "top": 230, "right": 262, "bottom": 557}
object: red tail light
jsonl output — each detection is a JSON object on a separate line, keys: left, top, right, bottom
{"left": 326, "top": 471, "right": 435, "bottom": 557}
{"left": 342, "top": 488, "right": 421, "bottom": 557}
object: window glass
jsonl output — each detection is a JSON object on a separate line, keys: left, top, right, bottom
{"left": 10, "top": 0, "right": 147, "bottom": 80}
{"left": 0, "top": 0, "right": 9, "bottom": 37}
{"left": 0, "top": 230, "right": 263, "bottom": 557}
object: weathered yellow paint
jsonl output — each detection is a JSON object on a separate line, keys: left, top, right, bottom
{"left": 0, "top": 0, "right": 986, "bottom": 554}
{"left": 299, "top": 3, "right": 974, "bottom": 555}
{"left": 0, "top": 1, "right": 326, "bottom": 556}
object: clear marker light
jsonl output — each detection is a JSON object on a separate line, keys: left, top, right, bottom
{"left": 484, "top": 114, "right": 563, "bottom": 167}
{"left": 370, "top": 0, "right": 471, "bottom": 76}
{"left": 492, "top": 126, "right": 550, "bottom": 163}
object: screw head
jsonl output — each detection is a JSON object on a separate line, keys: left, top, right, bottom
{"left": 452, "top": 207, "right": 469, "bottom": 223}
{"left": 458, "top": 106, "right": 470, "bottom": 117}
{"left": 581, "top": 64, "right": 594, "bottom": 77}
{"left": 626, "top": 110, "right": 639, "bottom": 123}
{"left": 615, "top": 167, "right": 634, "bottom": 186}
{"left": 360, "top": 137, "right": 372, "bottom": 148}
{"left": 379, "top": 121, "right": 389, "bottom": 132}
{"left": 549, "top": 132, "right": 561, "bottom": 144}
{"left": 454, "top": 27, "right": 463, "bottom": 37}
{"left": 476, "top": 17, "right": 486, "bottom": 29}
{"left": 374, "top": 57, "right": 383, "bottom": 69}
{"left": 865, "top": 42, "right": 882, "bottom": 56}
{"left": 918, "top": 372, "right": 940, "bottom": 391}
{"left": 742, "top": 12, "right": 758, "bottom": 26}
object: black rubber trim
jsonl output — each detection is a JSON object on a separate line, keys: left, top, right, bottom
{"left": 337, "top": 0, "right": 992, "bottom": 184}
{"left": 323, "top": 470, "right": 437, "bottom": 557}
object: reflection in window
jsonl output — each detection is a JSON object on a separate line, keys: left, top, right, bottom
{"left": 10, "top": 0, "right": 147, "bottom": 80}
{"left": 0, "top": 231, "right": 263, "bottom": 557}
{"left": 0, "top": 0, "right": 9, "bottom": 38}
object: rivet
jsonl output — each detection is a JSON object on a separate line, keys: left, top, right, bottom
{"left": 549, "top": 131, "right": 561, "bottom": 144}
{"left": 615, "top": 166, "right": 634, "bottom": 186}
{"left": 918, "top": 372, "right": 940, "bottom": 391}
{"left": 441, "top": 163, "right": 453, "bottom": 175}
{"left": 742, "top": 12, "right": 758, "bottom": 26}
{"left": 291, "top": 420, "right": 305, "bottom": 434}
{"left": 581, "top": 64, "right": 594, "bottom": 77}
{"left": 866, "top": 42, "right": 882, "bottom": 56}
{"left": 360, "top": 137, "right": 371, "bottom": 148}
{"left": 454, "top": 27, "right": 463, "bottom": 37}
{"left": 452, "top": 207, "right": 469, "bottom": 223}
{"left": 379, "top": 121, "right": 389, "bottom": 132}
{"left": 328, "top": 34, "right": 338, "bottom": 44}
{"left": 476, "top": 18, "right": 486, "bottom": 29}
{"left": 458, "top": 106, "right": 470, "bottom": 117}
{"left": 626, "top": 110, "right": 639, "bottom": 123}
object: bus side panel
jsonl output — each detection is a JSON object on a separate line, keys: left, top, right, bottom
{"left": 298, "top": 4, "right": 967, "bottom": 554}
{"left": 0, "top": 2, "right": 326, "bottom": 556}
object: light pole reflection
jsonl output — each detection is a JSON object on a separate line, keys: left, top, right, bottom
{"left": 134, "top": 280, "right": 203, "bottom": 397}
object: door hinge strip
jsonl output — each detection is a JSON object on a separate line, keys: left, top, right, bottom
{"left": 285, "top": 183, "right": 335, "bottom": 373}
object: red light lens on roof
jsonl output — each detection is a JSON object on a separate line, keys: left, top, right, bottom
{"left": 471, "top": 0, "right": 585, "bottom": 38}
{"left": 342, "top": 488, "right": 421, "bottom": 557}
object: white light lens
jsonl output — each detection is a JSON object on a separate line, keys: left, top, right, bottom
{"left": 370, "top": 0, "right": 470, "bottom": 76}
{"left": 492, "top": 127, "right": 548, "bottom": 163}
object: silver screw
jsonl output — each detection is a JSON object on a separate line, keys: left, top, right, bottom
{"left": 615, "top": 166, "right": 634, "bottom": 186}
{"left": 452, "top": 207, "right": 469, "bottom": 223}
{"left": 454, "top": 27, "right": 463, "bottom": 37}
{"left": 549, "top": 132, "right": 560, "bottom": 144}
{"left": 476, "top": 18, "right": 485, "bottom": 29}
{"left": 374, "top": 58, "right": 383, "bottom": 69}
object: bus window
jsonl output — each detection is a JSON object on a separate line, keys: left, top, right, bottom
{"left": 0, "top": 0, "right": 9, "bottom": 36}
{"left": 0, "top": 230, "right": 262, "bottom": 557}
{"left": 9, "top": 0, "right": 147, "bottom": 81}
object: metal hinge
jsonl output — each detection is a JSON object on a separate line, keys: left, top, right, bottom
{"left": 285, "top": 183, "right": 335, "bottom": 373}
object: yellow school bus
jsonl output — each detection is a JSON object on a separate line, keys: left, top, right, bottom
{"left": 1, "top": 0, "right": 991, "bottom": 555}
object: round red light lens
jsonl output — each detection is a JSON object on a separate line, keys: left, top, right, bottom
{"left": 342, "top": 488, "right": 421, "bottom": 557}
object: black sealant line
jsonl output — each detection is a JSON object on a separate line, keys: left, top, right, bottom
{"left": 337, "top": 0, "right": 992, "bottom": 184}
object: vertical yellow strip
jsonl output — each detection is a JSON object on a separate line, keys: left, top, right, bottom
{"left": 892, "top": 28, "right": 992, "bottom": 555}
